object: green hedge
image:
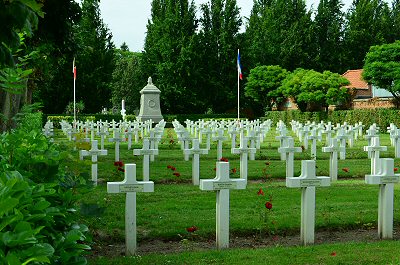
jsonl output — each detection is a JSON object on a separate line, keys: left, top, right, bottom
{"left": 263, "top": 109, "right": 400, "bottom": 130}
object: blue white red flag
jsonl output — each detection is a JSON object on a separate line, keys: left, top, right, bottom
{"left": 237, "top": 50, "right": 243, "bottom": 80}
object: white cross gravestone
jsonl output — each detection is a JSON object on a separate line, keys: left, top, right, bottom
{"left": 322, "top": 138, "right": 344, "bottom": 182}
{"left": 107, "top": 164, "right": 154, "bottom": 255}
{"left": 365, "top": 126, "right": 379, "bottom": 158}
{"left": 393, "top": 129, "right": 400, "bottom": 158}
{"left": 286, "top": 160, "right": 330, "bottom": 245}
{"left": 231, "top": 136, "right": 256, "bottom": 181}
{"left": 322, "top": 122, "right": 335, "bottom": 144}
{"left": 365, "top": 158, "right": 400, "bottom": 239}
{"left": 80, "top": 140, "right": 107, "bottom": 186}
{"left": 364, "top": 137, "right": 387, "bottom": 175}
{"left": 183, "top": 138, "right": 209, "bottom": 185}
{"left": 336, "top": 128, "right": 349, "bottom": 160}
{"left": 200, "top": 162, "right": 246, "bottom": 249}
{"left": 278, "top": 137, "right": 302, "bottom": 180}
{"left": 109, "top": 130, "right": 126, "bottom": 162}
{"left": 308, "top": 129, "right": 321, "bottom": 160}
{"left": 212, "top": 129, "right": 228, "bottom": 160}
{"left": 97, "top": 125, "right": 109, "bottom": 150}
{"left": 178, "top": 133, "right": 193, "bottom": 161}
{"left": 275, "top": 127, "right": 291, "bottom": 161}
{"left": 148, "top": 130, "right": 161, "bottom": 162}
{"left": 133, "top": 139, "right": 159, "bottom": 181}
{"left": 246, "top": 131, "right": 259, "bottom": 161}
{"left": 228, "top": 126, "right": 239, "bottom": 149}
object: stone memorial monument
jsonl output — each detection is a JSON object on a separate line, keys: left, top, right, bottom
{"left": 137, "top": 77, "right": 163, "bottom": 123}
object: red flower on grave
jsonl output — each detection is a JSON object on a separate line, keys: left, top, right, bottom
{"left": 342, "top": 167, "right": 349, "bottom": 173}
{"left": 231, "top": 168, "right": 237, "bottom": 173}
{"left": 257, "top": 188, "right": 264, "bottom": 196}
{"left": 114, "top": 161, "right": 124, "bottom": 167}
{"left": 173, "top": 172, "right": 181, "bottom": 177}
{"left": 220, "top": 157, "right": 229, "bottom": 162}
{"left": 186, "top": 226, "right": 198, "bottom": 233}
{"left": 117, "top": 167, "right": 125, "bottom": 172}
{"left": 265, "top": 201, "right": 273, "bottom": 209}
{"left": 273, "top": 235, "right": 279, "bottom": 241}
{"left": 330, "top": 252, "right": 337, "bottom": 257}
{"left": 394, "top": 167, "right": 398, "bottom": 172}
{"left": 167, "top": 165, "right": 172, "bottom": 169}
{"left": 171, "top": 166, "right": 176, "bottom": 171}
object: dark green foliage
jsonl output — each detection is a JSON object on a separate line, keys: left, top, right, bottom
{"left": 313, "top": 0, "right": 346, "bottom": 73}
{"left": 74, "top": 0, "right": 115, "bottom": 114}
{"left": 0, "top": 110, "right": 90, "bottom": 264}
{"left": 0, "top": 0, "right": 43, "bottom": 67}
{"left": 344, "top": 0, "right": 393, "bottom": 70}
{"left": 245, "top": 0, "right": 314, "bottom": 71}
{"left": 143, "top": 0, "right": 199, "bottom": 114}
{"left": 244, "top": 65, "right": 288, "bottom": 113}
{"left": 362, "top": 41, "right": 400, "bottom": 106}
{"left": 111, "top": 50, "right": 145, "bottom": 114}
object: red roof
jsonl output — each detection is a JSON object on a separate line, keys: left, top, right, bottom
{"left": 342, "top": 69, "right": 368, "bottom": 89}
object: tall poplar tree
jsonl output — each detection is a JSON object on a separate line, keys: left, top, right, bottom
{"left": 313, "top": 0, "right": 346, "bottom": 73}
{"left": 143, "top": 0, "right": 198, "bottom": 114}
{"left": 196, "top": 0, "right": 242, "bottom": 113}
{"left": 344, "top": 0, "right": 392, "bottom": 70}
{"left": 74, "top": 0, "right": 115, "bottom": 113}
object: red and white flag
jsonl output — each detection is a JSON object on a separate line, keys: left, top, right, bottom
{"left": 73, "top": 58, "right": 76, "bottom": 80}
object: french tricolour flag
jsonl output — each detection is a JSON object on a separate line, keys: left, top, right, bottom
{"left": 237, "top": 50, "right": 243, "bottom": 80}
{"left": 73, "top": 58, "right": 77, "bottom": 80}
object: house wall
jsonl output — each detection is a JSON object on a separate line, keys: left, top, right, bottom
{"left": 353, "top": 98, "right": 394, "bottom": 109}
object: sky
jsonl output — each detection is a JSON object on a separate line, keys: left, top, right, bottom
{"left": 98, "top": 0, "right": 355, "bottom": 52}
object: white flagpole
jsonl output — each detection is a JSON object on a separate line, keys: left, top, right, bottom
{"left": 237, "top": 49, "right": 240, "bottom": 122}
{"left": 73, "top": 58, "right": 76, "bottom": 130}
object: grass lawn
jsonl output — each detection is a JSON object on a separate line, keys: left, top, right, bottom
{"left": 55, "top": 127, "right": 400, "bottom": 263}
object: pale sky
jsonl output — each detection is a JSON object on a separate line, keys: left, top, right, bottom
{"left": 98, "top": 0, "right": 355, "bottom": 52}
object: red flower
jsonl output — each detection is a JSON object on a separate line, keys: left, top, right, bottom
{"left": 213, "top": 167, "right": 216, "bottom": 171}
{"left": 394, "top": 168, "right": 398, "bottom": 172}
{"left": 186, "top": 226, "right": 198, "bottom": 233}
{"left": 118, "top": 167, "right": 125, "bottom": 172}
{"left": 231, "top": 168, "right": 237, "bottom": 173}
{"left": 167, "top": 165, "right": 172, "bottom": 169}
{"left": 114, "top": 161, "right": 124, "bottom": 167}
{"left": 173, "top": 172, "right": 181, "bottom": 177}
{"left": 265, "top": 201, "right": 273, "bottom": 209}
{"left": 257, "top": 188, "right": 264, "bottom": 196}
{"left": 220, "top": 157, "right": 229, "bottom": 162}
{"left": 342, "top": 167, "right": 349, "bottom": 173}
{"left": 330, "top": 252, "right": 337, "bottom": 257}
{"left": 171, "top": 166, "right": 176, "bottom": 171}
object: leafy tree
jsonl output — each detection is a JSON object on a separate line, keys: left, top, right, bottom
{"left": 245, "top": 0, "right": 314, "bottom": 71}
{"left": 143, "top": 0, "right": 198, "bottom": 113}
{"left": 196, "top": 0, "right": 242, "bottom": 113}
{"left": 29, "top": 0, "right": 81, "bottom": 113}
{"left": 279, "top": 68, "right": 350, "bottom": 111}
{"left": 74, "top": 0, "right": 115, "bottom": 113}
{"left": 313, "top": 0, "right": 346, "bottom": 73}
{"left": 344, "top": 0, "right": 392, "bottom": 70}
{"left": 244, "top": 65, "right": 288, "bottom": 112}
{"left": 111, "top": 50, "right": 145, "bottom": 114}
{"left": 0, "top": 0, "right": 43, "bottom": 67}
{"left": 120, "top": 42, "right": 129, "bottom": 51}
{"left": 362, "top": 41, "right": 400, "bottom": 107}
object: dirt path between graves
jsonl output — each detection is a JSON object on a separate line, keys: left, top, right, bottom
{"left": 88, "top": 225, "right": 400, "bottom": 258}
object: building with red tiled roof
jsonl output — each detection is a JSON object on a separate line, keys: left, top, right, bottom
{"left": 342, "top": 69, "right": 372, "bottom": 99}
